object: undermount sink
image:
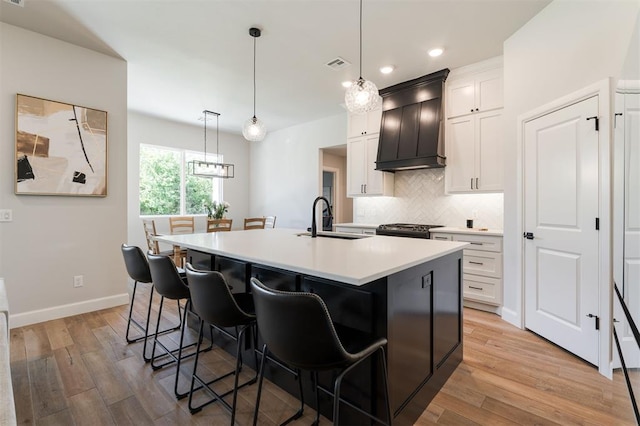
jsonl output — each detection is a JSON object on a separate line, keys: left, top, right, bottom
{"left": 296, "top": 231, "right": 372, "bottom": 240}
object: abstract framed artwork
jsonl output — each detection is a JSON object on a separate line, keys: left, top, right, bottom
{"left": 15, "top": 94, "right": 108, "bottom": 196}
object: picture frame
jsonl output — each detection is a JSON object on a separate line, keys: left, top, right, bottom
{"left": 15, "top": 94, "right": 108, "bottom": 196}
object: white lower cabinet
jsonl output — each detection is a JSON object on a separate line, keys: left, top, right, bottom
{"left": 335, "top": 225, "right": 377, "bottom": 235}
{"left": 431, "top": 229, "right": 503, "bottom": 312}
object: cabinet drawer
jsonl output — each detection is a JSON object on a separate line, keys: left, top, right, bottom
{"left": 453, "top": 234, "right": 502, "bottom": 252}
{"left": 463, "top": 274, "right": 501, "bottom": 305}
{"left": 462, "top": 249, "right": 502, "bottom": 278}
{"left": 335, "top": 226, "right": 362, "bottom": 234}
{"left": 431, "top": 233, "right": 452, "bottom": 241}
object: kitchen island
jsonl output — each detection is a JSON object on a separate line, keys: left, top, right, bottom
{"left": 157, "top": 229, "right": 466, "bottom": 425}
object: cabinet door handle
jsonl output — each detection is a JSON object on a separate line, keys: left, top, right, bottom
{"left": 468, "top": 261, "right": 484, "bottom": 265}
{"left": 469, "top": 286, "right": 483, "bottom": 291}
{"left": 360, "top": 184, "right": 364, "bottom": 193}
{"left": 470, "top": 178, "right": 474, "bottom": 190}
{"left": 470, "top": 109, "right": 474, "bottom": 113}
{"left": 476, "top": 177, "right": 479, "bottom": 189}
{"left": 475, "top": 108, "right": 479, "bottom": 112}
{"left": 363, "top": 184, "right": 367, "bottom": 194}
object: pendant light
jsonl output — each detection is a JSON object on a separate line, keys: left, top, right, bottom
{"left": 344, "top": 0, "right": 380, "bottom": 114}
{"left": 189, "top": 110, "right": 234, "bottom": 179}
{"left": 242, "top": 27, "right": 267, "bottom": 142}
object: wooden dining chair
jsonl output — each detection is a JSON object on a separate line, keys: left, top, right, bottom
{"left": 207, "top": 218, "right": 233, "bottom": 232}
{"left": 142, "top": 219, "right": 173, "bottom": 257}
{"left": 169, "top": 216, "right": 195, "bottom": 266}
{"left": 244, "top": 217, "right": 266, "bottom": 230}
{"left": 264, "top": 216, "right": 276, "bottom": 229}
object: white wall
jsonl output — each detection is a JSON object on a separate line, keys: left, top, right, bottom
{"left": 354, "top": 169, "right": 504, "bottom": 229}
{"left": 127, "top": 112, "right": 250, "bottom": 249}
{"left": 249, "top": 114, "right": 346, "bottom": 229}
{"left": 502, "top": 1, "right": 640, "bottom": 325}
{"left": 0, "top": 23, "right": 128, "bottom": 327}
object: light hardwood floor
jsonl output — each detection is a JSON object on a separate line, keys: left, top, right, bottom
{"left": 9, "top": 287, "right": 636, "bottom": 425}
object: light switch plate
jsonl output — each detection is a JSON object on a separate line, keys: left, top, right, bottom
{"left": 0, "top": 210, "right": 12, "bottom": 222}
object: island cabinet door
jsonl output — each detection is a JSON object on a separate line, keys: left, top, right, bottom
{"left": 433, "top": 255, "right": 463, "bottom": 369}
{"left": 250, "top": 264, "right": 300, "bottom": 292}
{"left": 187, "top": 249, "right": 215, "bottom": 271}
{"left": 215, "top": 256, "right": 250, "bottom": 293}
{"left": 387, "top": 268, "right": 432, "bottom": 414}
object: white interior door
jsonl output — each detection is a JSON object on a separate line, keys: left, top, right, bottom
{"left": 524, "top": 95, "right": 600, "bottom": 365}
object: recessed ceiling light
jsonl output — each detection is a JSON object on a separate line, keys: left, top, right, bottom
{"left": 380, "top": 65, "right": 395, "bottom": 74}
{"left": 342, "top": 81, "right": 353, "bottom": 88}
{"left": 429, "top": 48, "right": 444, "bottom": 57}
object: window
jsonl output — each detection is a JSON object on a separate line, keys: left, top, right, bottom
{"left": 139, "top": 144, "right": 223, "bottom": 216}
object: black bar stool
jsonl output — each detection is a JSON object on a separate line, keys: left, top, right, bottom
{"left": 120, "top": 244, "right": 181, "bottom": 361}
{"left": 147, "top": 253, "right": 212, "bottom": 399}
{"left": 185, "top": 263, "right": 259, "bottom": 423}
{"left": 250, "top": 277, "right": 391, "bottom": 426}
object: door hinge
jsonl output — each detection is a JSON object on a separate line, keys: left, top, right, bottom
{"left": 587, "top": 313, "right": 600, "bottom": 330}
{"left": 586, "top": 116, "right": 599, "bottom": 131}
{"left": 595, "top": 217, "right": 599, "bottom": 230}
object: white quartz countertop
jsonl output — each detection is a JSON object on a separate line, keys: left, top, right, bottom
{"left": 157, "top": 228, "right": 467, "bottom": 286}
{"left": 430, "top": 227, "right": 503, "bottom": 236}
{"left": 333, "top": 223, "right": 379, "bottom": 230}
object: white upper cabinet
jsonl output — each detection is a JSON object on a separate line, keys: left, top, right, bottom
{"left": 346, "top": 102, "right": 393, "bottom": 197}
{"left": 347, "top": 106, "right": 383, "bottom": 138}
{"left": 445, "top": 59, "right": 503, "bottom": 193}
{"left": 447, "top": 68, "right": 503, "bottom": 119}
{"left": 447, "top": 111, "right": 503, "bottom": 193}
{"left": 347, "top": 134, "right": 394, "bottom": 197}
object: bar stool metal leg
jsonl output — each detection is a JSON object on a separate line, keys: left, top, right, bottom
{"left": 150, "top": 297, "right": 212, "bottom": 399}
{"left": 125, "top": 283, "right": 182, "bottom": 362}
{"left": 253, "top": 344, "right": 304, "bottom": 426}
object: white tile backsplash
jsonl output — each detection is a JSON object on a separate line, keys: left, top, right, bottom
{"left": 354, "top": 169, "right": 504, "bottom": 229}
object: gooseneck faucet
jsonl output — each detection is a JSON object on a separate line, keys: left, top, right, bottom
{"left": 311, "top": 196, "right": 333, "bottom": 238}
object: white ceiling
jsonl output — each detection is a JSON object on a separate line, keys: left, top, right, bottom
{"left": 0, "top": 0, "right": 550, "bottom": 135}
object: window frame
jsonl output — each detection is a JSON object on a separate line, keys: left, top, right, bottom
{"left": 139, "top": 143, "right": 223, "bottom": 217}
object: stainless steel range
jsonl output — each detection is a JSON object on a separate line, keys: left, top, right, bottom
{"left": 376, "top": 223, "right": 443, "bottom": 239}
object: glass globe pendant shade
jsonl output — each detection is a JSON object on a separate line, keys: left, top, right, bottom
{"left": 345, "top": 77, "right": 380, "bottom": 114}
{"left": 242, "top": 116, "right": 267, "bottom": 142}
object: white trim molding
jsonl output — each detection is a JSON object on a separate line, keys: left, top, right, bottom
{"left": 9, "top": 293, "right": 129, "bottom": 329}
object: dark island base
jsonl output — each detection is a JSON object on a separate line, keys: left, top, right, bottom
{"left": 186, "top": 249, "right": 463, "bottom": 425}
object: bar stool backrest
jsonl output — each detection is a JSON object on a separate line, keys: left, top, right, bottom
{"left": 250, "top": 277, "right": 352, "bottom": 371}
{"left": 121, "top": 244, "right": 152, "bottom": 284}
{"left": 186, "top": 264, "right": 254, "bottom": 328}
{"left": 147, "top": 253, "right": 190, "bottom": 301}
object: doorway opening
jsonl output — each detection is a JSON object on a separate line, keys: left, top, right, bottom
{"left": 320, "top": 145, "right": 353, "bottom": 228}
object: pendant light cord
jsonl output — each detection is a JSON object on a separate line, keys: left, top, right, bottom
{"left": 203, "top": 111, "right": 208, "bottom": 163}
{"left": 253, "top": 35, "right": 257, "bottom": 119}
{"left": 359, "top": 0, "right": 363, "bottom": 79}
{"left": 202, "top": 110, "right": 222, "bottom": 163}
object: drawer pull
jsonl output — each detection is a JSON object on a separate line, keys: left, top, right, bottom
{"left": 434, "top": 236, "right": 448, "bottom": 240}
{"left": 469, "top": 242, "right": 483, "bottom": 245}
{"left": 468, "top": 261, "right": 484, "bottom": 265}
{"left": 469, "top": 286, "right": 483, "bottom": 290}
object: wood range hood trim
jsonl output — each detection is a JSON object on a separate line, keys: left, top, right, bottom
{"left": 375, "top": 68, "right": 450, "bottom": 172}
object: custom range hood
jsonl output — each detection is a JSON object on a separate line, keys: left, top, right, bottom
{"left": 376, "top": 69, "right": 449, "bottom": 172}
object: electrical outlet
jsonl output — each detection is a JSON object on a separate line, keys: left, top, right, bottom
{"left": 73, "top": 275, "right": 84, "bottom": 288}
{"left": 0, "top": 210, "right": 12, "bottom": 222}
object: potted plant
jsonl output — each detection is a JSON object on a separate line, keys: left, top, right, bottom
{"left": 204, "top": 200, "right": 230, "bottom": 219}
